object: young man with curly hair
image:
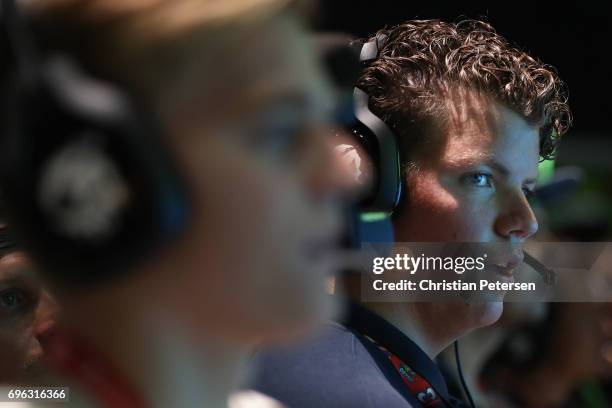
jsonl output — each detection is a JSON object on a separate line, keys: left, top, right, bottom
{"left": 250, "top": 19, "right": 571, "bottom": 407}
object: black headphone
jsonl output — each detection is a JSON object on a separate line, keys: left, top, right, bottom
{"left": 0, "top": 0, "right": 190, "bottom": 287}
{"left": 339, "top": 33, "right": 401, "bottom": 247}
{"left": 350, "top": 33, "right": 403, "bottom": 216}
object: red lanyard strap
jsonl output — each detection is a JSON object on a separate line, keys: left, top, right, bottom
{"left": 343, "top": 302, "right": 457, "bottom": 406}
{"left": 364, "top": 335, "right": 446, "bottom": 407}
{"left": 43, "top": 328, "right": 147, "bottom": 408}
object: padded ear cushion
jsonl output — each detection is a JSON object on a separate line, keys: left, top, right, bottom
{"left": 0, "top": 58, "right": 190, "bottom": 287}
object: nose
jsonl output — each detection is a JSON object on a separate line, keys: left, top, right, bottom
{"left": 21, "top": 290, "right": 58, "bottom": 374}
{"left": 494, "top": 189, "right": 539, "bottom": 240}
{"left": 33, "top": 290, "right": 58, "bottom": 342}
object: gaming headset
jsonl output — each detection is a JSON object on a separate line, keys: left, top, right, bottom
{"left": 349, "top": 33, "right": 403, "bottom": 216}
{"left": 0, "top": 0, "right": 190, "bottom": 287}
{"left": 335, "top": 32, "right": 401, "bottom": 248}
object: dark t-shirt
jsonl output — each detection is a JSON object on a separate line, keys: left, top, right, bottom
{"left": 249, "top": 302, "right": 465, "bottom": 408}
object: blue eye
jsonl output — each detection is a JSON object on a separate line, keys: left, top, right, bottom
{"left": 465, "top": 173, "right": 493, "bottom": 188}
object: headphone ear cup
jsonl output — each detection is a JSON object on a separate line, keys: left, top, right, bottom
{"left": 350, "top": 88, "right": 402, "bottom": 215}
{"left": 0, "top": 59, "right": 190, "bottom": 287}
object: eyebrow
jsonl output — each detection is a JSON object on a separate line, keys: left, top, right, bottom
{"left": 0, "top": 274, "right": 27, "bottom": 289}
{"left": 448, "top": 156, "right": 538, "bottom": 185}
{"left": 486, "top": 160, "right": 538, "bottom": 185}
{"left": 0, "top": 267, "right": 40, "bottom": 291}
{"left": 0, "top": 263, "right": 25, "bottom": 279}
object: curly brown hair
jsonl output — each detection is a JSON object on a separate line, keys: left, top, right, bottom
{"left": 357, "top": 19, "right": 571, "bottom": 163}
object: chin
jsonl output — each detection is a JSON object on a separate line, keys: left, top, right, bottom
{"left": 470, "top": 301, "right": 504, "bottom": 328}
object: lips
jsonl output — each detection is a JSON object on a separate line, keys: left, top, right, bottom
{"left": 492, "top": 264, "right": 516, "bottom": 279}
{"left": 491, "top": 253, "right": 524, "bottom": 279}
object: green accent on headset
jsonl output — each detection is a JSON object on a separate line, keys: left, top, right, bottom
{"left": 360, "top": 212, "right": 390, "bottom": 222}
{"left": 538, "top": 159, "right": 555, "bottom": 184}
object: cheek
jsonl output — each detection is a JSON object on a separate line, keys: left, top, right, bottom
{"left": 396, "top": 174, "right": 476, "bottom": 241}
{"left": 182, "top": 158, "right": 310, "bottom": 320}
{"left": 446, "top": 204, "right": 496, "bottom": 241}
{"left": 0, "top": 324, "right": 34, "bottom": 379}
{"left": 174, "top": 140, "right": 336, "bottom": 339}
{"left": 197, "top": 172, "right": 291, "bottom": 292}
{"left": 396, "top": 173, "right": 497, "bottom": 242}
{"left": 195, "top": 150, "right": 287, "bottom": 246}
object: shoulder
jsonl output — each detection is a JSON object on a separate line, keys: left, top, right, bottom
{"left": 252, "top": 322, "right": 374, "bottom": 379}
{"left": 248, "top": 323, "right": 412, "bottom": 408}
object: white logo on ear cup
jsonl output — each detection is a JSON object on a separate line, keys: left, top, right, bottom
{"left": 38, "top": 135, "right": 130, "bottom": 241}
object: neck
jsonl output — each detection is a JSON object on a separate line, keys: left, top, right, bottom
{"left": 364, "top": 302, "right": 468, "bottom": 359}
{"left": 66, "top": 304, "right": 249, "bottom": 408}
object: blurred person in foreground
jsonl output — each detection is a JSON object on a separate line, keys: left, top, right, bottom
{"left": 0, "top": 220, "right": 56, "bottom": 384}
{"left": 250, "top": 19, "right": 571, "bottom": 407}
{"left": 0, "top": 0, "right": 354, "bottom": 406}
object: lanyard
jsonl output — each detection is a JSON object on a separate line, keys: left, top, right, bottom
{"left": 43, "top": 328, "right": 147, "bottom": 408}
{"left": 364, "top": 335, "right": 446, "bottom": 407}
{"left": 343, "top": 302, "right": 459, "bottom": 406}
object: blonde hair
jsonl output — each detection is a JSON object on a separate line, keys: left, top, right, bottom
{"left": 28, "top": 0, "right": 292, "bottom": 42}
{"left": 25, "top": 0, "right": 298, "bottom": 119}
